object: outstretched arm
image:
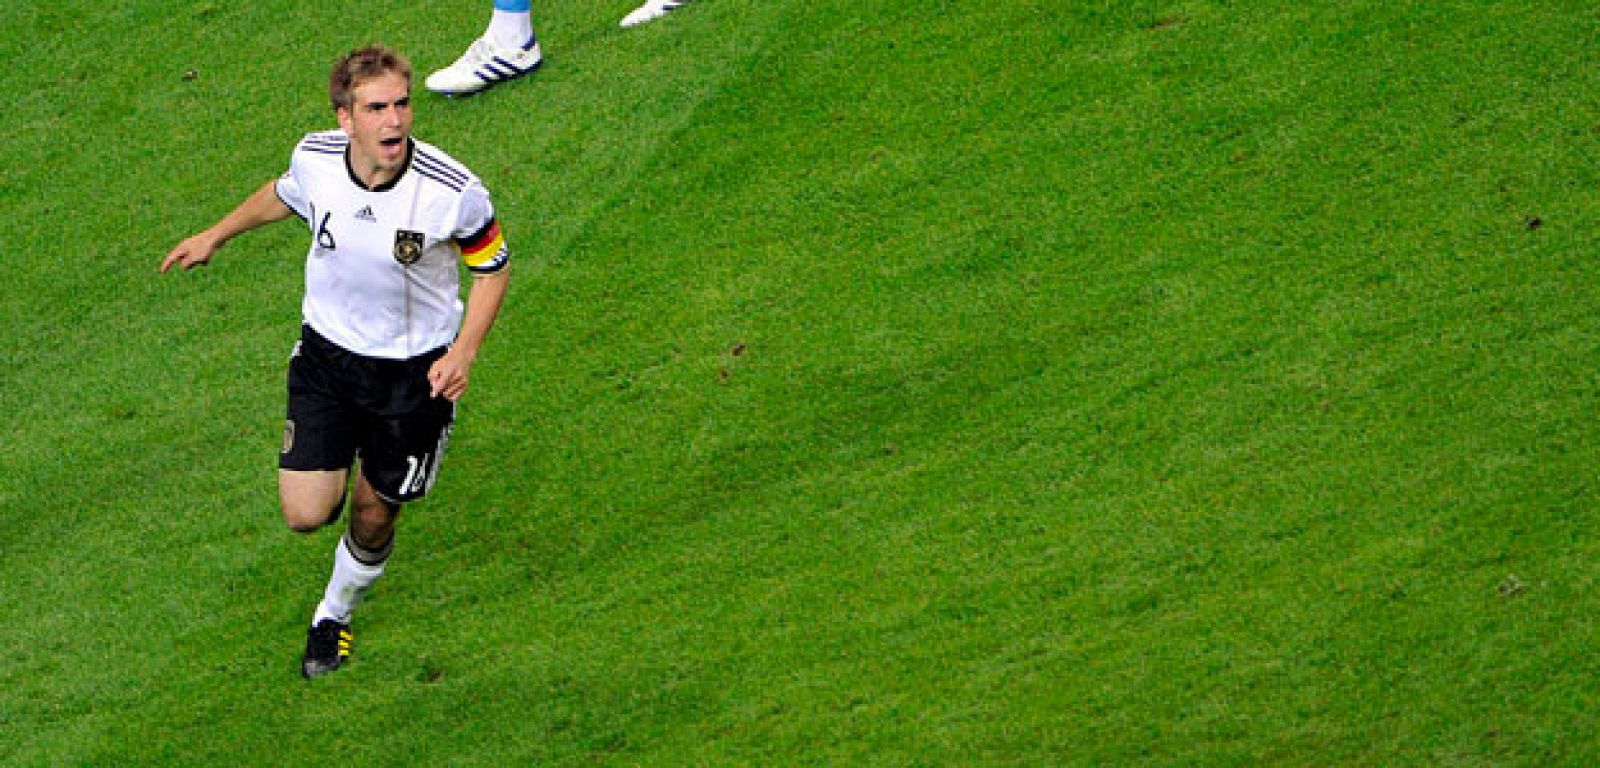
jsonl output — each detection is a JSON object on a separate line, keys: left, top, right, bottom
{"left": 161, "top": 180, "right": 293, "bottom": 272}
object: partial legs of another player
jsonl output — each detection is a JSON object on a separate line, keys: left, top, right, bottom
{"left": 426, "top": 0, "right": 543, "bottom": 96}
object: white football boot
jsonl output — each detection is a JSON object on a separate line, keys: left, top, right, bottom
{"left": 620, "top": 0, "right": 691, "bottom": 28}
{"left": 425, "top": 36, "right": 543, "bottom": 96}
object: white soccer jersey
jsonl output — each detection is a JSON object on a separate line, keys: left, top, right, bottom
{"left": 274, "top": 131, "right": 509, "bottom": 360}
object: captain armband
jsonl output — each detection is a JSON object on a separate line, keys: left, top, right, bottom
{"left": 457, "top": 218, "right": 508, "bottom": 273}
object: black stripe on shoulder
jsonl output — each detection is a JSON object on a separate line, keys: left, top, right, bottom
{"left": 298, "top": 134, "right": 348, "bottom": 158}
{"left": 414, "top": 150, "right": 470, "bottom": 185}
{"left": 416, "top": 166, "right": 466, "bottom": 192}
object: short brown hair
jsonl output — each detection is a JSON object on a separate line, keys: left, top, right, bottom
{"left": 329, "top": 45, "right": 412, "bottom": 112}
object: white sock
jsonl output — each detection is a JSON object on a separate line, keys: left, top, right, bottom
{"left": 313, "top": 532, "right": 389, "bottom": 625}
{"left": 487, "top": 10, "right": 534, "bottom": 50}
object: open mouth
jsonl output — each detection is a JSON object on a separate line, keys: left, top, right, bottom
{"left": 380, "top": 136, "right": 405, "bottom": 148}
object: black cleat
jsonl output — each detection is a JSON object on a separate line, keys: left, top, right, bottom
{"left": 301, "top": 619, "right": 352, "bottom": 679}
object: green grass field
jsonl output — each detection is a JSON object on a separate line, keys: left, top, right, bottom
{"left": 4, "top": 0, "right": 1600, "bottom": 764}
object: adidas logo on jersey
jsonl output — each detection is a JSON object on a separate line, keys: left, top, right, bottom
{"left": 354, "top": 205, "right": 377, "bottom": 223}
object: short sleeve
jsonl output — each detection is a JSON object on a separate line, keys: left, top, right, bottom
{"left": 452, "top": 180, "right": 508, "bottom": 274}
{"left": 275, "top": 162, "right": 310, "bottom": 221}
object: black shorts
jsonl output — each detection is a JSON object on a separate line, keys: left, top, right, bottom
{"left": 281, "top": 325, "right": 455, "bottom": 503}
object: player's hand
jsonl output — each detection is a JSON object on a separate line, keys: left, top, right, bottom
{"left": 427, "top": 349, "right": 473, "bottom": 402}
{"left": 161, "top": 232, "right": 220, "bottom": 272}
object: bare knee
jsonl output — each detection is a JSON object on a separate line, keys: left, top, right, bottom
{"left": 280, "top": 469, "right": 349, "bottom": 533}
{"left": 349, "top": 483, "right": 400, "bottom": 546}
{"left": 283, "top": 498, "right": 343, "bottom": 533}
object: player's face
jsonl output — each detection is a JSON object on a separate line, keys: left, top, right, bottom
{"left": 338, "top": 72, "right": 413, "bottom": 176}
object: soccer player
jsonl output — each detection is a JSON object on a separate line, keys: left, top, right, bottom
{"left": 162, "top": 45, "right": 511, "bottom": 678}
{"left": 425, "top": 0, "right": 694, "bottom": 96}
